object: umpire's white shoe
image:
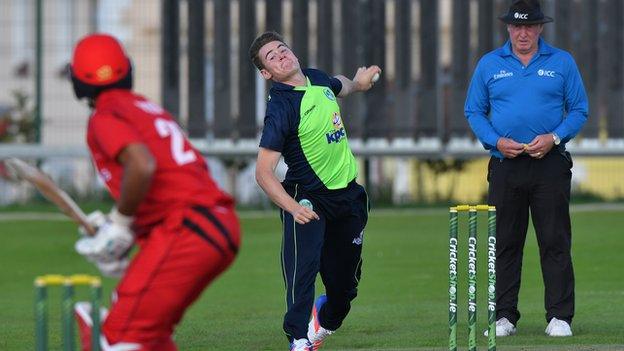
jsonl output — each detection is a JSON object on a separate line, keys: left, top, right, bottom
{"left": 483, "top": 317, "right": 516, "bottom": 337}
{"left": 545, "top": 317, "right": 573, "bottom": 337}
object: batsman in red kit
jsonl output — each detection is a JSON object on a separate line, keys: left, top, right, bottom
{"left": 69, "top": 33, "right": 241, "bottom": 350}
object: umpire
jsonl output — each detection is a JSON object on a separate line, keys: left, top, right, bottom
{"left": 465, "top": 0, "right": 588, "bottom": 337}
{"left": 250, "top": 31, "right": 381, "bottom": 351}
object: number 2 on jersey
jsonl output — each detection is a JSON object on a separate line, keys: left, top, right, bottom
{"left": 154, "top": 118, "right": 197, "bottom": 165}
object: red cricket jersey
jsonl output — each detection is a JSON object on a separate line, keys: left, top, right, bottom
{"left": 86, "top": 89, "right": 233, "bottom": 231}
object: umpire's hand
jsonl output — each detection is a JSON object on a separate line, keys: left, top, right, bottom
{"left": 525, "top": 134, "right": 555, "bottom": 159}
{"left": 496, "top": 137, "right": 526, "bottom": 159}
{"left": 291, "top": 204, "right": 320, "bottom": 225}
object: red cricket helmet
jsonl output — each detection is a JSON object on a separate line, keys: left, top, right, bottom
{"left": 70, "top": 33, "right": 133, "bottom": 100}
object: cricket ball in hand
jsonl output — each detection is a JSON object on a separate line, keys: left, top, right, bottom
{"left": 371, "top": 72, "right": 380, "bottom": 83}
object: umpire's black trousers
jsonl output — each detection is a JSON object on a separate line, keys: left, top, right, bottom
{"left": 487, "top": 149, "right": 575, "bottom": 325}
{"left": 280, "top": 180, "right": 368, "bottom": 342}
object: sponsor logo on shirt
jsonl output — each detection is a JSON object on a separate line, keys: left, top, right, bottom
{"left": 326, "top": 112, "right": 345, "bottom": 144}
{"left": 303, "top": 105, "right": 316, "bottom": 117}
{"left": 332, "top": 112, "right": 342, "bottom": 129}
{"left": 514, "top": 12, "right": 528, "bottom": 19}
{"left": 134, "top": 100, "right": 164, "bottom": 115}
{"left": 537, "top": 69, "right": 556, "bottom": 78}
{"left": 493, "top": 70, "right": 514, "bottom": 80}
{"left": 324, "top": 88, "right": 336, "bottom": 101}
{"left": 326, "top": 128, "right": 346, "bottom": 144}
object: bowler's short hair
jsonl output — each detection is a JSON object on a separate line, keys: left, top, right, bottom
{"left": 249, "top": 31, "right": 285, "bottom": 70}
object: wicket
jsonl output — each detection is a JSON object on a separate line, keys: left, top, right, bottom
{"left": 34, "top": 274, "right": 102, "bottom": 351}
{"left": 448, "top": 205, "right": 496, "bottom": 351}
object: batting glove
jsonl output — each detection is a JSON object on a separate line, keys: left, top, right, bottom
{"left": 94, "top": 257, "right": 130, "bottom": 278}
{"left": 75, "top": 208, "right": 135, "bottom": 263}
{"left": 78, "top": 210, "right": 108, "bottom": 236}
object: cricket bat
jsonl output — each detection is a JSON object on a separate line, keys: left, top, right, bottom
{"left": 3, "top": 158, "right": 96, "bottom": 235}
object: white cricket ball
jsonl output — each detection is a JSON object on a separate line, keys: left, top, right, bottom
{"left": 371, "top": 72, "right": 380, "bottom": 83}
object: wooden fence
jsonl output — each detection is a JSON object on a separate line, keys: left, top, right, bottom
{"left": 2, "top": 0, "right": 622, "bottom": 144}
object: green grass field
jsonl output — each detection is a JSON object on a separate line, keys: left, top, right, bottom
{"left": 1, "top": 205, "right": 623, "bottom": 350}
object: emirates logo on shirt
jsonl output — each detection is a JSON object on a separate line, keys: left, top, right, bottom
{"left": 493, "top": 70, "right": 514, "bottom": 80}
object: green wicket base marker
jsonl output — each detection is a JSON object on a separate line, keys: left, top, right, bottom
{"left": 34, "top": 274, "right": 102, "bottom": 351}
{"left": 448, "top": 205, "right": 496, "bottom": 351}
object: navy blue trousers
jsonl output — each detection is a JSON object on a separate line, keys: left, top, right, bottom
{"left": 280, "top": 181, "right": 368, "bottom": 342}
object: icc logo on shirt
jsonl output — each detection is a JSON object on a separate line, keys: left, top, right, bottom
{"left": 538, "top": 69, "right": 555, "bottom": 77}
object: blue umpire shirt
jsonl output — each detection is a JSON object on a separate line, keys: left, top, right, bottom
{"left": 465, "top": 38, "right": 588, "bottom": 159}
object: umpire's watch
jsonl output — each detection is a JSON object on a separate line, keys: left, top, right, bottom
{"left": 552, "top": 133, "right": 561, "bottom": 146}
